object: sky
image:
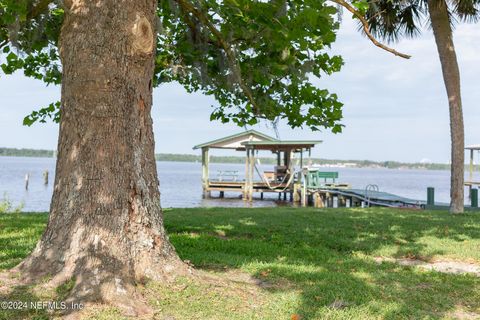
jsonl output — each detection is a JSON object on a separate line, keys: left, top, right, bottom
{"left": 0, "top": 18, "right": 479, "bottom": 163}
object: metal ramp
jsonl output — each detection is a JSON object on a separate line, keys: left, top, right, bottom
{"left": 310, "top": 188, "right": 425, "bottom": 208}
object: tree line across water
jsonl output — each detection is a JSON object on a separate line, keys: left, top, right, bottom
{"left": 1, "top": 147, "right": 474, "bottom": 171}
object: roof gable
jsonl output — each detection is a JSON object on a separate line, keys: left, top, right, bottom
{"left": 193, "top": 130, "right": 277, "bottom": 150}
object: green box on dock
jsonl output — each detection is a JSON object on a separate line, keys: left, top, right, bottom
{"left": 471, "top": 188, "right": 478, "bottom": 208}
{"left": 427, "top": 187, "right": 435, "bottom": 206}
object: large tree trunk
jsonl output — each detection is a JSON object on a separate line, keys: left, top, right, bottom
{"left": 428, "top": 0, "right": 465, "bottom": 214}
{"left": 16, "top": 0, "right": 188, "bottom": 315}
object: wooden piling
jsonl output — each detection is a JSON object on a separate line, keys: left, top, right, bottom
{"left": 293, "top": 183, "right": 301, "bottom": 203}
{"left": 325, "top": 192, "right": 331, "bottom": 207}
{"left": 313, "top": 192, "right": 325, "bottom": 208}
{"left": 301, "top": 169, "right": 307, "bottom": 207}
{"left": 313, "top": 192, "right": 319, "bottom": 208}
{"left": 25, "top": 173, "right": 29, "bottom": 190}
{"left": 338, "top": 196, "right": 346, "bottom": 207}
{"left": 201, "top": 147, "right": 210, "bottom": 198}
{"left": 43, "top": 170, "right": 49, "bottom": 185}
{"left": 249, "top": 148, "right": 255, "bottom": 201}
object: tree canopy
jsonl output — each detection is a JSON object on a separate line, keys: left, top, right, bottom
{"left": 0, "top": 0, "right": 345, "bottom": 132}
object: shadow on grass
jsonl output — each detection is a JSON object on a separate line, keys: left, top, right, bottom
{"left": 165, "top": 207, "right": 480, "bottom": 319}
{"left": 0, "top": 284, "right": 50, "bottom": 320}
{"left": 1, "top": 209, "right": 479, "bottom": 319}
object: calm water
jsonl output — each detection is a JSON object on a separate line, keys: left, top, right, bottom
{"left": 0, "top": 156, "right": 472, "bottom": 212}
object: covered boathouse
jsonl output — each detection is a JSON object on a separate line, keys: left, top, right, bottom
{"left": 466, "top": 145, "right": 480, "bottom": 197}
{"left": 193, "top": 130, "right": 321, "bottom": 201}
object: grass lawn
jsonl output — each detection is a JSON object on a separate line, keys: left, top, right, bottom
{"left": 1, "top": 207, "right": 479, "bottom": 319}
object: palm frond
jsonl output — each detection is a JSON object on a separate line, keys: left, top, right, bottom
{"left": 363, "top": 0, "right": 425, "bottom": 43}
{"left": 452, "top": 0, "right": 480, "bottom": 21}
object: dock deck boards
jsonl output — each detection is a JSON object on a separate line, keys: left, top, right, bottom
{"left": 208, "top": 180, "right": 290, "bottom": 192}
{"left": 345, "top": 189, "right": 423, "bottom": 205}
{"left": 307, "top": 188, "right": 425, "bottom": 207}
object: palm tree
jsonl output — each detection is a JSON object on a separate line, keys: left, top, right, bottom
{"left": 360, "top": 0, "right": 479, "bottom": 213}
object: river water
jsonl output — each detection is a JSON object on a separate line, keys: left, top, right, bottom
{"left": 0, "top": 156, "right": 473, "bottom": 212}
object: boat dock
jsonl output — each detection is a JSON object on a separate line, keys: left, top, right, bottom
{"left": 194, "top": 131, "right": 479, "bottom": 210}
{"left": 193, "top": 130, "right": 430, "bottom": 208}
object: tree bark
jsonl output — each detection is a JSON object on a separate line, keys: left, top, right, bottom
{"left": 428, "top": 0, "right": 465, "bottom": 214}
{"left": 16, "top": 0, "right": 188, "bottom": 315}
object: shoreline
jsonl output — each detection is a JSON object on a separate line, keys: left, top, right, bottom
{"left": 0, "top": 151, "right": 459, "bottom": 171}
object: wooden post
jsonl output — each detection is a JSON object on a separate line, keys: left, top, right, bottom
{"left": 301, "top": 168, "right": 307, "bottom": 207}
{"left": 469, "top": 149, "right": 474, "bottom": 198}
{"left": 469, "top": 149, "right": 474, "bottom": 182}
{"left": 201, "top": 147, "right": 210, "bottom": 198}
{"left": 43, "top": 170, "right": 49, "bottom": 185}
{"left": 326, "top": 192, "right": 331, "bottom": 207}
{"left": 314, "top": 192, "right": 324, "bottom": 208}
{"left": 25, "top": 173, "right": 29, "bottom": 190}
{"left": 287, "top": 149, "right": 294, "bottom": 199}
{"left": 244, "top": 148, "right": 250, "bottom": 200}
{"left": 338, "top": 196, "right": 346, "bottom": 207}
{"left": 249, "top": 148, "right": 255, "bottom": 201}
{"left": 293, "top": 183, "right": 301, "bottom": 203}
{"left": 313, "top": 192, "right": 319, "bottom": 208}
{"left": 319, "top": 193, "right": 325, "bottom": 208}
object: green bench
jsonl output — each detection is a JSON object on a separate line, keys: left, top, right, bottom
{"left": 306, "top": 170, "right": 339, "bottom": 188}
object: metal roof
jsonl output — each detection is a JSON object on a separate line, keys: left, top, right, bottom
{"left": 466, "top": 145, "right": 480, "bottom": 150}
{"left": 193, "top": 130, "right": 277, "bottom": 150}
{"left": 242, "top": 140, "right": 322, "bottom": 146}
{"left": 241, "top": 140, "right": 322, "bottom": 151}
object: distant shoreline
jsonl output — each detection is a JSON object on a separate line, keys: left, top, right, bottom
{"left": 0, "top": 147, "right": 463, "bottom": 171}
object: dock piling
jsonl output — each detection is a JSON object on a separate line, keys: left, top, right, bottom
{"left": 43, "top": 170, "right": 49, "bottom": 185}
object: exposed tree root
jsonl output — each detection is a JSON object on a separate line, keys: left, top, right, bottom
{"left": 1, "top": 262, "right": 275, "bottom": 319}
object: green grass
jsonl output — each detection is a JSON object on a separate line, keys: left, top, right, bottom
{"left": 0, "top": 213, "right": 46, "bottom": 270}
{"left": 1, "top": 208, "right": 480, "bottom": 319}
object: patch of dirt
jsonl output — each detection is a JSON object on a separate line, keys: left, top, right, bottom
{"left": 374, "top": 257, "right": 480, "bottom": 276}
{"left": 329, "top": 299, "right": 350, "bottom": 310}
{"left": 0, "top": 270, "right": 22, "bottom": 294}
{"left": 446, "top": 308, "right": 480, "bottom": 320}
{"left": 197, "top": 267, "right": 292, "bottom": 292}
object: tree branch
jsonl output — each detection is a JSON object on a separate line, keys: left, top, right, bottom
{"left": 331, "top": 0, "right": 411, "bottom": 59}
{"left": 175, "top": 0, "right": 261, "bottom": 114}
{"left": 26, "top": 0, "right": 54, "bottom": 20}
